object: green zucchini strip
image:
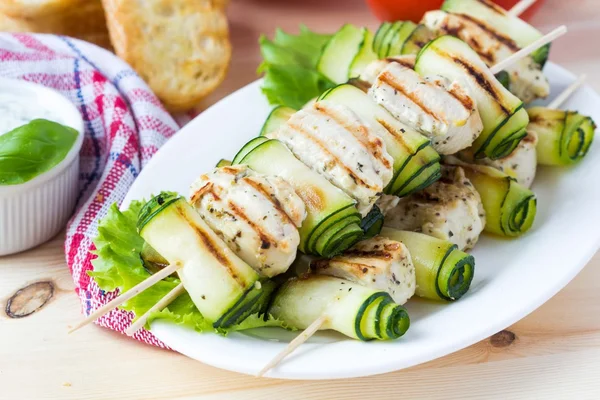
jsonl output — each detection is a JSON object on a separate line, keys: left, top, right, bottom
{"left": 446, "top": 161, "right": 536, "bottom": 237}
{"left": 138, "top": 194, "right": 271, "bottom": 328}
{"left": 441, "top": 0, "right": 551, "bottom": 67}
{"left": 528, "top": 107, "right": 596, "bottom": 166}
{"left": 319, "top": 84, "right": 441, "bottom": 197}
{"left": 360, "top": 205, "right": 384, "bottom": 239}
{"left": 233, "top": 138, "right": 363, "bottom": 257}
{"left": 415, "top": 35, "right": 529, "bottom": 160}
{"left": 259, "top": 106, "right": 296, "bottom": 136}
{"left": 269, "top": 275, "right": 410, "bottom": 341}
{"left": 381, "top": 228, "right": 474, "bottom": 301}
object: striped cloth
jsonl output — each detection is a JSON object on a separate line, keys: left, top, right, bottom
{"left": 0, "top": 33, "right": 188, "bottom": 347}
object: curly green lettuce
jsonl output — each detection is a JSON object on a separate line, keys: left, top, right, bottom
{"left": 259, "top": 25, "right": 336, "bottom": 109}
{"left": 89, "top": 199, "right": 291, "bottom": 334}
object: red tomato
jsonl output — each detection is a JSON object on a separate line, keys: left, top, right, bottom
{"left": 365, "top": 0, "right": 544, "bottom": 23}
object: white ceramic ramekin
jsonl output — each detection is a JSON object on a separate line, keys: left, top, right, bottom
{"left": 0, "top": 78, "right": 84, "bottom": 256}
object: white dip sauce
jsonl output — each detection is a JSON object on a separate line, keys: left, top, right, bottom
{"left": 0, "top": 93, "right": 59, "bottom": 136}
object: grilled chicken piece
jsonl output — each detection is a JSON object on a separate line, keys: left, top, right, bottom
{"left": 311, "top": 236, "right": 416, "bottom": 304}
{"left": 370, "top": 62, "right": 483, "bottom": 154}
{"left": 423, "top": 10, "right": 549, "bottom": 104}
{"left": 268, "top": 101, "right": 394, "bottom": 216}
{"left": 359, "top": 55, "right": 417, "bottom": 86}
{"left": 189, "top": 165, "right": 306, "bottom": 277}
{"left": 459, "top": 131, "right": 538, "bottom": 188}
{"left": 384, "top": 166, "right": 485, "bottom": 251}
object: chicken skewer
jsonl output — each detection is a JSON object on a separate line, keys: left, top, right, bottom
{"left": 456, "top": 73, "right": 586, "bottom": 188}
{"left": 357, "top": 26, "right": 565, "bottom": 161}
{"left": 384, "top": 165, "right": 486, "bottom": 250}
{"left": 259, "top": 225, "right": 475, "bottom": 375}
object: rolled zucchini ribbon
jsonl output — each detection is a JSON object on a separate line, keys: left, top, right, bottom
{"left": 318, "top": 83, "right": 442, "bottom": 198}
{"left": 414, "top": 35, "right": 530, "bottom": 161}
{"left": 138, "top": 193, "right": 276, "bottom": 329}
{"left": 528, "top": 107, "right": 596, "bottom": 166}
{"left": 447, "top": 160, "right": 536, "bottom": 237}
{"left": 381, "top": 228, "right": 474, "bottom": 301}
{"left": 269, "top": 275, "right": 410, "bottom": 341}
{"left": 232, "top": 137, "right": 363, "bottom": 258}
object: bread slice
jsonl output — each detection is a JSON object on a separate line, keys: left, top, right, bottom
{"left": 0, "top": 1, "right": 111, "bottom": 49}
{"left": 102, "top": 0, "right": 231, "bottom": 111}
{"left": 0, "top": 0, "right": 84, "bottom": 18}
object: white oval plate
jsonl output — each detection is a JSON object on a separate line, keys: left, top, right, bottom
{"left": 123, "top": 63, "right": 600, "bottom": 380}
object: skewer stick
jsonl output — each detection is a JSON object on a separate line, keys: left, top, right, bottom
{"left": 548, "top": 74, "right": 587, "bottom": 109}
{"left": 257, "top": 314, "right": 328, "bottom": 377}
{"left": 125, "top": 283, "right": 185, "bottom": 336}
{"left": 490, "top": 25, "right": 567, "bottom": 74}
{"left": 68, "top": 262, "right": 182, "bottom": 334}
{"left": 508, "top": 0, "right": 537, "bottom": 17}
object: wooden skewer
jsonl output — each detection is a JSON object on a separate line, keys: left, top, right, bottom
{"left": 508, "top": 0, "right": 537, "bottom": 17}
{"left": 490, "top": 25, "right": 567, "bottom": 75}
{"left": 548, "top": 74, "right": 587, "bottom": 109}
{"left": 257, "top": 314, "right": 329, "bottom": 377}
{"left": 125, "top": 283, "right": 185, "bottom": 336}
{"left": 68, "top": 262, "right": 182, "bottom": 334}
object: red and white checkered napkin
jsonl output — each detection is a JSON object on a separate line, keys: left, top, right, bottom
{"left": 0, "top": 33, "right": 192, "bottom": 347}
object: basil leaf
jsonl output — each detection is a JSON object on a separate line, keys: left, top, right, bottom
{"left": 0, "top": 119, "right": 79, "bottom": 185}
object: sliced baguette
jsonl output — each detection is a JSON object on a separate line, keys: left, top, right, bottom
{"left": 0, "top": 0, "right": 84, "bottom": 18}
{"left": 102, "top": 0, "right": 231, "bottom": 111}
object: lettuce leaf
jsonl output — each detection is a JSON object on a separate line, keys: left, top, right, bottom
{"left": 89, "top": 198, "right": 291, "bottom": 334}
{"left": 259, "top": 25, "right": 336, "bottom": 109}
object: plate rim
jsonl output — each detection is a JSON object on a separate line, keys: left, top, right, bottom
{"left": 123, "top": 62, "right": 600, "bottom": 379}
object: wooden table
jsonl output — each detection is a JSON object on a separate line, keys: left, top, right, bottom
{"left": 2, "top": 1, "right": 600, "bottom": 399}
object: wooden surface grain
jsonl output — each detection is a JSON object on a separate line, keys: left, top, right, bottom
{"left": 1, "top": 0, "right": 600, "bottom": 399}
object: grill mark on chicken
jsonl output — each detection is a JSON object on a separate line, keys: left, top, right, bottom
{"left": 386, "top": 57, "right": 415, "bottom": 69}
{"left": 176, "top": 204, "right": 245, "bottom": 286}
{"left": 521, "top": 132, "right": 538, "bottom": 144}
{"left": 228, "top": 200, "right": 279, "bottom": 250}
{"left": 189, "top": 182, "right": 213, "bottom": 204}
{"left": 242, "top": 177, "right": 296, "bottom": 226}
{"left": 376, "top": 118, "right": 410, "bottom": 151}
{"left": 445, "top": 84, "right": 475, "bottom": 112}
{"left": 314, "top": 103, "right": 392, "bottom": 171}
{"left": 287, "top": 122, "right": 377, "bottom": 190}
{"left": 439, "top": 52, "right": 511, "bottom": 115}
{"left": 455, "top": 13, "right": 520, "bottom": 52}
{"left": 312, "top": 259, "right": 377, "bottom": 273}
{"left": 379, "top": 71, "right": 448, "bottom": 124}
{"left": 341, "top": 249, "right": 394, "bottom": 260}
{"left": 348, "top": 78, "right": 371, "bottom": 93}
{"left": 480, "top": 0, "right": 509, "bottom": 17}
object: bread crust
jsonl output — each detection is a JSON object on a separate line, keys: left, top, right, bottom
{"left": 102, "top": 0, "right": 231, "bottom": 111}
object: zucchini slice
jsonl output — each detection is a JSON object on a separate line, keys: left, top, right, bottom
{"left": 415, "top": 35, "right": 529, "bottom": 160}
{"left": 269, "top": 275, "right": 410, "bottom": 341}
{"left": 445, "top": 159, "right": 536, "bottom": 237}
{"left": 528, "top": 107, "right": 596, "bottom": 166}
{"left": 259, "top": 106, "right": 296, "bottom": 136}
{"left": 215, "top": 159, "right": 232, "bottom": 167}
{"left": 137, "top": 194, "right": 273, "bottom": 328}
{"left": 317, "top": 24, "right": 377, "bottom": 84}
{"left": 360, "top": 205, "right": 384, "bottom": 239}
{"left": 373, "top": 22, "right": 393, "bottom": 57}
{"left": 401, "top": 24, "right": 436, "bottom": 56}
{"left": 441, "top": 0, "right": 550, "bottom": 67}
{"left": 231, "top": 136, "right": 269, "bottom": 165}
{"left": 381, "top": 228, "right": 475, "bottom": 301}
{"left": 318, "top": 84, "right": 441, "bottom": 197}
{"left": 381, "top": 21, "right": 417, "bottom": 58}
{"left": 233, "top": 138, "right": 363, "bottom": 257}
